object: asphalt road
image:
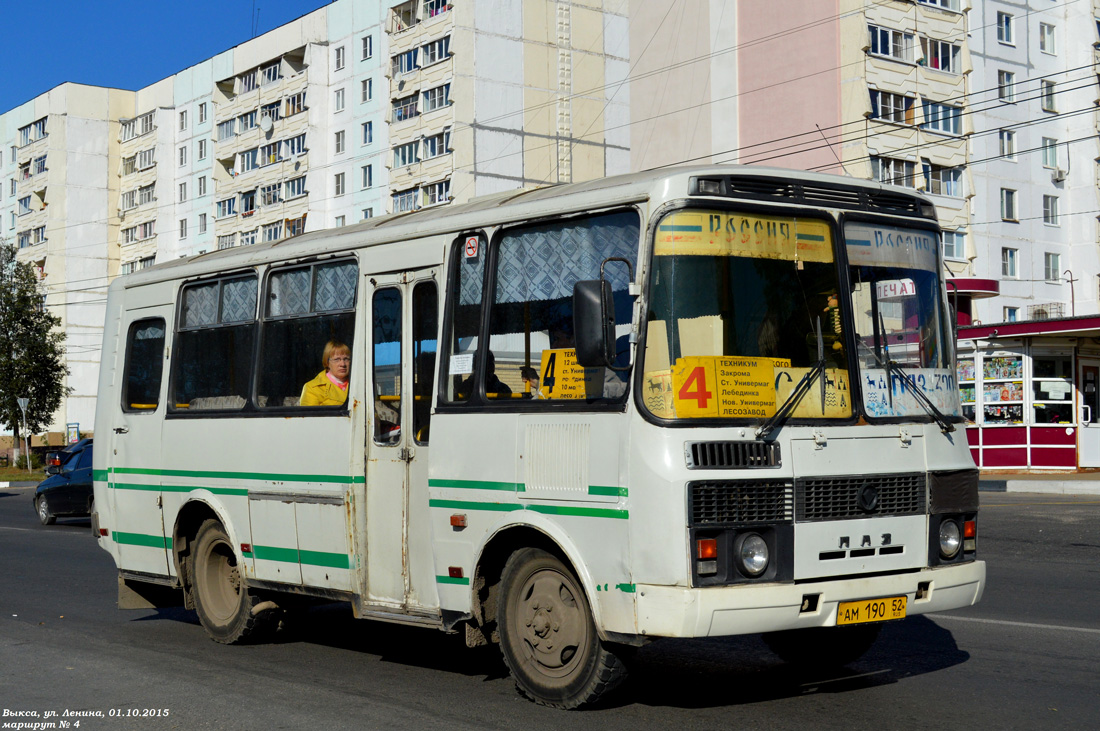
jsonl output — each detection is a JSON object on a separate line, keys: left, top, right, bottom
{"left": 1, "top": 488, "right": 1097, "bottom": 729}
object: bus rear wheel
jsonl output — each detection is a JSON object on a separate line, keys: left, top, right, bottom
{"left": 191, "top": 519, "right": 276, "bottom": 644}
{"left": 763, "top": 624, "right": 882, "bottom": 668}
{"left": 497, "top": 547, "right": 627, "bottom": 709}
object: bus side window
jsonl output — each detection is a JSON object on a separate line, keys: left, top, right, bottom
{"left": 373, "top": 288, "right": 402, "bottom": 443}
{"left": 258, "top": 259, "right": 357, "bottom": 409}
{"left": 440, "top": 233, "right": 486, "bottom": 404}
{"left": 122, "top": 318, "right": 166, "bottom": 412}
{"left": 413, "top": 281, "right": 437, "bottom": 443}
{"left": 171, "top": 275, "right": 257, "bottom": 412}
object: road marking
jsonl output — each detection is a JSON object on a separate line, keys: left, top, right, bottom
{"left": 982, "top": 501, "right": 1100, "bottom": 507}
{"left": 934, "top": 614, "right": 1100, "bottom": 635}
{"left": 0, "top": 526, "right": 34, "bottom": 532}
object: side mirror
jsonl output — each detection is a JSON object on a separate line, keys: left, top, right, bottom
{"left": 573, "top": 279, "right": 615, "bottom": 367}
{"left": 46, "top": 465, "right": 61, "bottom": 476}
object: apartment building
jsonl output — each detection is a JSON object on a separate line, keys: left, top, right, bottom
{"left": 0, "top": 0, "right": 631, "bottom": 440}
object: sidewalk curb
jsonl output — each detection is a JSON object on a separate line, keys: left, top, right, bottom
{"left": 0, "top": 481, "right": 39, "bottom": 489}
{"left": 981, "top": 480, "right": 1100, "bottom": 496}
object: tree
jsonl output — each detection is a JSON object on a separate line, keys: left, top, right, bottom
{"left": 0, "top": 240, "right": 68, "bottom": 447}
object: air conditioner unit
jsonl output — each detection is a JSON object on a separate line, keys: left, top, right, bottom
{"left": 1051, "top": 167, "right": 1067, "bottom": 182}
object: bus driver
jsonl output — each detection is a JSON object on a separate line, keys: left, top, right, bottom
{"left": 301, "top": 340, "right": 351, "bottom": 406}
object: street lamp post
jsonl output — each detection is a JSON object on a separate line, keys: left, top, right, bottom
{"left": 16, "top": 397, "right": 29, "bottom": 474}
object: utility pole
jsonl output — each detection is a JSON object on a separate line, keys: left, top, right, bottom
{"left": 16, "top": 397, "right": 29, "bottom": 473}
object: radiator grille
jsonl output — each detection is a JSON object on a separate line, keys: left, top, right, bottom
{"left": 691, "top": 176, "right": 932, "bottom": 219}
{"left": 689, "top": 480, "right": 794, "bottom": 525}
{"left": 686, "top": 441, "right": 781, "bottom": 469}
{"left": 795, "top": 473, "right": 926, "bottom": 522}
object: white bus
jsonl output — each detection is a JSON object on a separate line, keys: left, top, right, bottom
{"left": 94, "top": 166, "right": 984, "bottom": 708}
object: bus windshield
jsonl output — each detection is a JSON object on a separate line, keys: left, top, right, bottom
{"left": 845, "top": 221, "right": 961, "bottom": 420}
{"left": 642, "top": 209, "right": 852, "bottom": 422}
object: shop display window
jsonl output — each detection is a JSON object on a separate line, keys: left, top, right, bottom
{"left": 1032, "top": 355, "right": 1073, "bottom": 424}
{"left": 957, "top": 357, "right": 976, "bottom": 422}
{"left": 982, "top": 354, "right": 1024, "bottom": 424}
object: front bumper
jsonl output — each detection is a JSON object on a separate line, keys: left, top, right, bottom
{"left": 635, "top": 560, "right": 985, "bottom": 638}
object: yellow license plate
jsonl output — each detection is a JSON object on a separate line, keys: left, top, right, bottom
{"left": 836, "top": 596, "right": 907, "bottom": 626}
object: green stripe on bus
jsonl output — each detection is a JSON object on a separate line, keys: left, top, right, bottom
{"left": 527, "top": 504, "right": 629, "bottom": 520}
{"left": 588, "top": 485, "right": 628, "bottom": 497}
{"left": 112, "top": 531, "right": 171, "bottom": 549}
{"left": 92, "top": 469, "right": 109, "bottom": 481}
{"left": 437, "top": 575, "right": 471, "bottom": 586}
{"left": 615, "top": 583, "right": 636, "bottom": 593}
{"left": 428, "top": 478, "right": 524, "bottom": 492}
{"left": 428, "top": 499, "right": 524, "bottom": 513}
{"left": 429, "top": 499, "right": 627, "bottom": 520}
{"left": 111, "top": 482, "right": 249, "bottom": 497}
{"left": 109, "top": 467, "right": 362, "bottom": 484}
{"left": 796, "top": 233, "right": 825, "bottom": 241}
{"left": 250, "top": 545, "right": 351, "bottom": 569}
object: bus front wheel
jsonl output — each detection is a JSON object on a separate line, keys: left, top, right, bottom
{"left": 191, "top": 519, "right": 276, "bottom": 644}
{"left": 497, "top": 547, "right": 627, "bottom": 709}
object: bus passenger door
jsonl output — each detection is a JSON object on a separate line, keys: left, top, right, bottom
{"left": 109, "top": 311, "right": 170, "bottom": 576}
{"left": 365, "top": 269, "right": 440, "bottom": 610}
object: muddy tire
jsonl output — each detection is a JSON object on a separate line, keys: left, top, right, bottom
{"left": 497, "top": 547, "right": 628, "bottom": 708}
{"left": 190, "top": 519, "right": 276, "bottom": 644}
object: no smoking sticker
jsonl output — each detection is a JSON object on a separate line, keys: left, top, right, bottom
{"left": 464, "top": 236, "right": 479, "bottom": 258}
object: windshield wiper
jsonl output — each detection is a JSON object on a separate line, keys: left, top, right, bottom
{"left": 865, "top": 313, "right": 955, "bottom": 433}
{"left": 756, "top": 317, "right": 827, "bottom": 441}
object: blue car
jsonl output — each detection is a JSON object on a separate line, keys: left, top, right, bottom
{"left": 33, "top": 441, "right": 93, "bottom": 526}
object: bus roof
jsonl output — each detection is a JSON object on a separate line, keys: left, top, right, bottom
{"left": 118, "top": 164, "right": 934, "bottom": 289}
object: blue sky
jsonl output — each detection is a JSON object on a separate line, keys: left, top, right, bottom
{"left": 2, "top": 0, "right": 327, "bottom": 114}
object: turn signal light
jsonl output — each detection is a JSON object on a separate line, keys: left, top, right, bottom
{"left": 697, "top": 538, "right": 718, "bottom": 560}
{"left": 963, "top": 520, "right": 976, "bottom": 539}
{"left": 98, "top": 528, "right": 109, "bottom": 537}
{"left": 450, "top": 514, "right": 468, "bottom": 528}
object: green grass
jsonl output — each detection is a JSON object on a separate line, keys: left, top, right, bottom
{"left": 0, "top": 466, "right": 46, "bottom": 482}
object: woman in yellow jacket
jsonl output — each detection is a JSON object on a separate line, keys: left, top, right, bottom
{"left": 301, "top": 340, "right": 351, "bottom": 406}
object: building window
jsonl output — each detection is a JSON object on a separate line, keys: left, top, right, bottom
{"left": 286, "top": 91, "right": 306, "bottom": 117}
{"left": 180, "top": 219, "right": 188, "bottom": 239}
{"left": 423, "top": 129, "right": 450, "bottom": 159}
{"left": 218, "top": 234, "right": 236, "bottom": 250}
{"left": 239, "top": 110, "right": 258, "bottom": 131}
{"left": 240, "top": 70, "right": 258, "bottom": 92}
{"left": 920, "top": 37, "right": 960, "bottom": 73}
{"left": 362, "top": 208, "right": 373, "bottom": 220}
{"left": 121, "top": 190, "right": 136, "bottom": 210}
{"left": 239, "top": 148, "right": 259, "bottom": 172}
{"left": 1043, "top": 195, "right": 1060, "bottom": 225}
{"left": 33, "top": 156, "right": 46, "bottom": 175}
{"left": 335, "top": 130, "right": 346, "bottom": 154}
{"left": 198, "top": 139, "right": 207, "bottom": 160}
{"left": 335, "top": 172, "right": 345, "bottom": 197}
{"left": 943, "top": 230, "right": 965, "bottom": 260}
{"left": 1041, "top": 137, "right": 1058, "bottom": 168}
{"left": 179, "top": 182, "right": 187, "bottom": 202}
{"left": 920, "top": 100, "right": 961, "bottom": 134}
{"left": 361, "top": 78, "right": 373, "bottom": 103}
{"left": 285, "top": 176, "right": 306, "bottom": 199}
{"left": 260, "top": 182, "right": 281, "bottom": 207}
{"left": 263, "top": 222, "right": 283, "bottom": 242}
{"left": 362, "top": 165, "right": 373, "bottom": 188}
{"left": 261, "top": 101, "right": 281, "bottom": 123}
{"left": 922, "top": 162, "right": 961, "bottom": 196}
{"left": 199, "top": 213, "right": 207, "bottom": 234}
{"left": 138, "top": 184, "right": 155, "bottom": 205}
{"left": 1041, "top": 80, "right": 1057, "bottom": 112}
{"left": 1000, "top": 188, "right": 1017, "bottom": 221}
{"left": 335, "top": 88, "right": 345, "bottom": 112}
{"left": 1039, "top": 23, "right": 1056, "bottom": 54}
{"left": 240, "top": 229, "right": 257, "bottom": 247}
{"left": 997, "top": 12, "right": 1014, "bottom": 44}
{"left": 199, "top": 103, "right": 207, "bottom": 124}
{"left": 998, "top": 70, "right": 1016, "bottom": 102}
{"left": 392, "top": 49, "right": 419, "bottom": 76}
{"left": 240, "top": 190, "right": 256, "bottom": 216}
{"left": 869, "top": 90, "right": 914, "bottom": 124}
{"left": 392, "top": 94, "right": 419, "bottom": 122}
{"left": 335, "top": 46, "right": 345, "bottom": 71}
{"left": 362, "top": 121, "right": 373, "bottom": 145}
{"left": 122, "top": 156, "right": 136, "bottom": 175}
{"left": 1002, "top": 248, "right": 1018, "bottom": 278}
{"left": 362, "top": 35, "right": 374, "bottom": 60}
{"left": 179, "top": 146, "right": 188, "bottom": 167}
{"left": 261, "top": 63, "right": 281, "bottom": 86}
{"left": 285, "top": 133, "right": 306, "bottom": 157}
{"left": 393, "top": 140, "right": 420, "bottom": 168}
{"left": 1003, "top": 306, "right": 1018, "bottom": 322}
{"left": 179, "top": 110, "right": 187, "bottom": 131}
{"left": 422, "top": 36, "right": 451, "bottom": 66}
{"left": 999, "top": 129, "right": 1016, "bottom": 160}
{"left": 217, "top": 119, "right": 236, "bottom": 140}
{"left": 393, "top": 188, "right": 417, "bottom": 212}
{"left": 198, "top": 176, "right": 207, "bottom": 197}
{"left": 423, "top": 180, "right": 450, "bottom": 206}
{"left": 870, "top": 156, "right": 915, "bottom": 187}
{"left": 216, "top": 197, "right": 237, "bottom": 218}
{"left": 423, "top": 83, "right": 451, "bottom": 113}
{"left": 286, "top": 215, "right": 306, "bottom": 237}
{"left": 138, "top": 148, "right": 155, "bottom": 170}
{"left": 868, "top": 26, "right": 914, "bottom": 62}
{"left": 259, "top": 142, "right": 282, "bottom": 166}
{"left": 1044, "top": 253, "right": 1061, "bottom": 282}
{"left": 425, "top": 0, "right": 450, "bottom": 17}
{"left": 335, "top": 215, "right": 346, "bottom": 227}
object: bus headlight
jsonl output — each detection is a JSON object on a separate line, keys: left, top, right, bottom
{"left": 736, "top": 533, "right": 769, "bottom": 577}
{"left": 938, "top": 519, "right": 962, "bottom": 559}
